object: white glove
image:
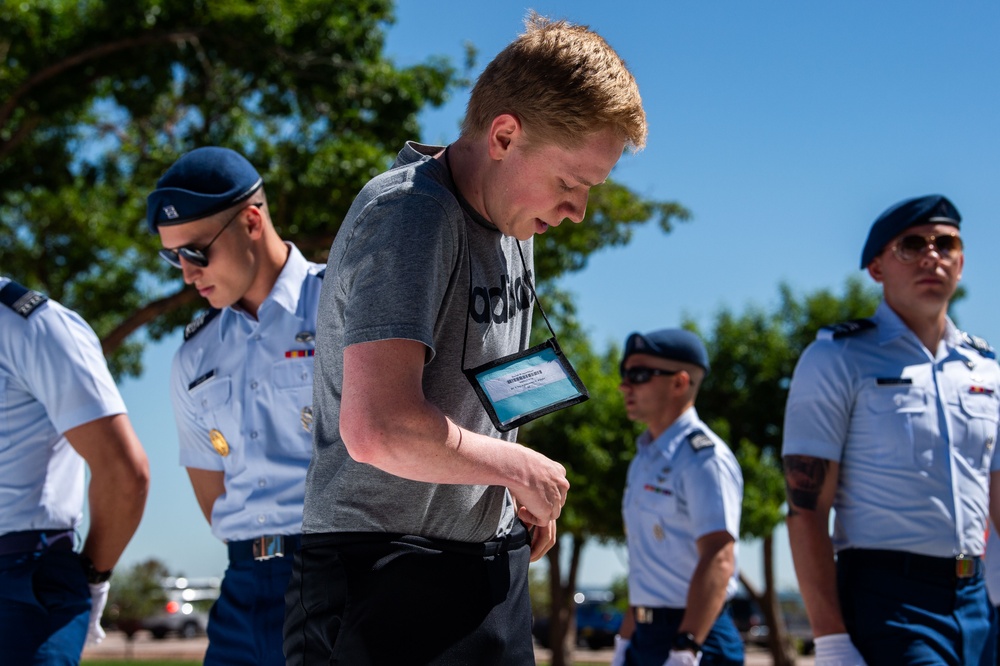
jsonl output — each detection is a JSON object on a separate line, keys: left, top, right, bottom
{"left": 814, "top": 633, "right": 867, "bottom": 666}
{"left": 611, "top": 635, "right": 630, "bottom": 666}
{"left": 663, "top": 649, "right": 700, "bottom": 666}
{"left": 86, "top": 581, "right": 110, "bottom": 645}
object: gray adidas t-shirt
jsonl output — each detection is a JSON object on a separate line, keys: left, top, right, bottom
{"left": 303, "top": 142, "right": 533, "bottom": 542}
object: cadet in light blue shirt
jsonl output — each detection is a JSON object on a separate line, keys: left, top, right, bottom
{"left": 0, "top": 277, "right": 149, "bottom": 664}
{"left": 614, "top": 329, "right": 744, "bottom": 666}
{"left": 783, "top": 195, "right": 1000, "bottom": 666}
{"left": 147, "top": 147, "right": 323, "bottom": 666}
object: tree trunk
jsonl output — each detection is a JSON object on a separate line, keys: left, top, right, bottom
{"left": 546, "top": 535, "right": 587, "bottom": 666}
{"left": 761, "top": 534, "right": 797, "bottom": 666}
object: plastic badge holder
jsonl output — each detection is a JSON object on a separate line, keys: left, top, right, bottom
{"left": 465, "top": 337, "right": 589, "bottom": 432}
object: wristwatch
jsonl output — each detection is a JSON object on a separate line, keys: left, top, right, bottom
{"left": 671, "top": 632, "right": 702, "bottom": 653}
{"left": 80, "top": 555, "right": 113, "bottom": 584}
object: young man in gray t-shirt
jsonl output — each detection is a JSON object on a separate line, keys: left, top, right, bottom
{"left": 284, "top": 14, "right": 648, "bottom": 665}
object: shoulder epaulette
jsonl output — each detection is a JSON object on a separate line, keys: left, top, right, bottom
{"left": 183, "top": 308, "right": 221, "bottom": 342}
{"left": 960, "top": 331, "right": 996, "bottom": 359}
{"left": 687, "top": 430, "right": 715, "bottom": 452}
{"left": 0, "top": 280, "right": 48, "bottom": 318}
{"left": 817, "top": 318, "right": 876, "bottom": 341}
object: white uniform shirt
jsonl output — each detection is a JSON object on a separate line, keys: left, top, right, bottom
{"left": 783, "top": 301, "right": 1000, "bottom": 557}
{"left": 623, "top": 406, "right": 743, "bottom": 608}
{"left": 0, "top": 277, "right": 126, "bottom": 535}
{"left": 169, "top": 245, "right": 323, "bottom": 542}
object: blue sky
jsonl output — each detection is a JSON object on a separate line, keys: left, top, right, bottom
{"left": 110, "top": 1, "right": 1000, "bottom": 592}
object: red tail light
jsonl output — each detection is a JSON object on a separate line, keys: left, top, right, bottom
{"left": 166, "top": 600, "right": 180, "bottom": 614}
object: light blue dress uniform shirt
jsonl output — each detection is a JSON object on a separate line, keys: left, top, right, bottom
{"left": 623, "top": 406, "right": 743, "bottom": 608}
{"left": 0, "top": 277, "right": 127, "bottom": 535}
{"left": 783, "top": 301, "right": 1000, "bottom": 557}
{"left": 169, "top": 245, "right": 323, "bottom": 543}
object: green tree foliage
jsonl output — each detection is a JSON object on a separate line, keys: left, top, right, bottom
{"left": 687, "top": 275, "right": 882, "bottom": 665}
{"left": 0, "top": 0, "right": 456, "bottom": 375}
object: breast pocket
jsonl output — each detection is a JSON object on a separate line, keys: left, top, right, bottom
{"left": 629, "top": 483, "right": 678, "bottom": 543}
{"left": 864, "top": 386, "right": 932, "bottom": 468}
{"left": 189, "top": 377, "right": 241, "bottom": 460}
{"left": 271, "top": 359, "right": 315, "bottom": 456}
{"left": 956, "top": 390, "right": 999, "bottom": 470}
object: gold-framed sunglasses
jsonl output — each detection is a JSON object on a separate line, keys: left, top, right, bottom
{"left": 891, "top": 232, "right": 963, "bottom": 264}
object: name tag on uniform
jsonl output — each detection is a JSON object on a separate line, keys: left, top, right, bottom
{"left": 876, "top": 377, "right": 912, "bottom": 385}
{"left": 188, "top": 369, "right": 216, "bottom": 390}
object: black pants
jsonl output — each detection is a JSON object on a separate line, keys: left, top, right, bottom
{"left": 283, "top": 522, "right": 534, "bottom": 665}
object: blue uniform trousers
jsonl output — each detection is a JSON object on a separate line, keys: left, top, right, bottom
{"left": 839, "top": 549, "right": 994, "bottom": 666}
{"left": 0, "top": 546, "right": 89, "bottom": 665}
{"left": 625, "top": 605, "right": 744, "bottom": 666}
{"left": 204, "top": 537, "right": 298, "bottom": 666}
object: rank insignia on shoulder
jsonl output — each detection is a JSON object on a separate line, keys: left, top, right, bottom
{"left": 0, "top": 280, "right": 48, "bottom": 318}
{"left": 817, "top": 318, "right": 876, "bottom": 341}
{"left": 961, "top": 331, "right": 996, "bottom": 359}
{"left": 687, "top": 430, "right": 715, "bottom": 451}
{"left": 184, "top": 308, "right": 221, "bottom": 341}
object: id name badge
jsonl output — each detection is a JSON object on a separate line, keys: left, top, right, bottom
{"left": 465, "top": 338, "right": 589, "bottom": 432}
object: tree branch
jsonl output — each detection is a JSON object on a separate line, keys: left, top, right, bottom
{"left": 100, "top": 287, "right": 199, "bottom": 355}
{"left": 0, "top": 30, "right": 203, "bottom": 145}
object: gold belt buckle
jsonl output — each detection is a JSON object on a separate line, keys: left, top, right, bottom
{"left": 955, "top": 554, "right": 976, "bottom": 579}
{"left": 635, "top": 607, "right": 654, "bottom": 624}
{"left": 252, "top": 535, "right": 285, "bottom": 561}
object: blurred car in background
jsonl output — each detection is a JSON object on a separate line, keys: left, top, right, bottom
{"left": 532, "top": 588, "right": 624, "bottom": 650}
{"left": 141, "top": 576, "right": 220, "bottom": 639}
{"left": 729, "top": 588, "right": 814, "bottom": 655}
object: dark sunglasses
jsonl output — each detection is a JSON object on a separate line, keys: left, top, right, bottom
{"left": 159, "top": 203, "right": 263, "bottom": 269}
{"left": 891, "top": 232, "right": 963, "bottom": 264}
{"left": 621, "top": 366, "right": 681, "bottom": 385}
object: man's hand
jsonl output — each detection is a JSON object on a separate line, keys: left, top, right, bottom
{"left": 86, "top": 581, "right": 110, "bottom": 645}
{"left": 663, "top": 650, "right": 700, "bottom": 666}
{"left": 814, "top": 633, "right": 867, "bottom": 666}
{"left": 512, "top": 452, "right": 569, "bottom": 526}
{"left": 611, "top": 635, "right": 630, "bottom": 666}
{"left": 523, "top": 516, "right": 557, "bottom": 561}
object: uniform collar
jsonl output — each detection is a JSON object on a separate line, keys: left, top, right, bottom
{"left": 639, "top": 405, "right": 700, "bottom": 459}
{"left": 872, "top": 300, "right": 961, "bottom": 353}
{"left": 218, "top": 242, "right": 309, "bottom": 334}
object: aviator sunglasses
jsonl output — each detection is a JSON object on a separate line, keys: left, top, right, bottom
{"left": 159, "top": 202, "right": 263, "bottom": 269}
{"left": 621, "top": 366, "right": 682, "bottom": 385}
{"left": 891, "top": 232, "right": 963, "bottom": 264}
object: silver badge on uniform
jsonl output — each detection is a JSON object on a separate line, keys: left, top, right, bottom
{"left": 300, "top": 406, "right": 313, "bottom": 432}
{"left": 295, "top": 331, "right": 315, "bottom": 343}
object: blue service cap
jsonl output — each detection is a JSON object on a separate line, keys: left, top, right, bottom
{"left": 859, "top": 194, "right": 960, "bottom": 269}
{"left": 146, "top": 147, "right": 263, "bottom": 233}
{"left": 621, "top": 328, "right": 710, "bottom": 375}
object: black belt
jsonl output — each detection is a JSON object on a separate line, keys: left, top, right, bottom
{"left": 838, "top": 548, "right": 982, "bottom": 582}
{"left": 228, "top": 534, "right": 302, "bottom": 562}
{"left": 0, "top": 529, "right": 75, "bottom": 557}
{"left": 302, "top": 520, "right": 530, "bottom": 557}
{"left": 633, "top": 606, "right": 685, "bottom": 624}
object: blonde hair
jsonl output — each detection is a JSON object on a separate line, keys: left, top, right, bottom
{"left": 462, "top": 13, "right": 647, "bottom": 151}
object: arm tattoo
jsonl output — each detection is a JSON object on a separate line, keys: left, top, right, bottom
{"left": 784, "top": 455, "right": 829, "bottom": 513}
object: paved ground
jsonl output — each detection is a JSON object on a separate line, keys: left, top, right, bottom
{"left": 82, "top": 631, "right": 816, "bottom": 664}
